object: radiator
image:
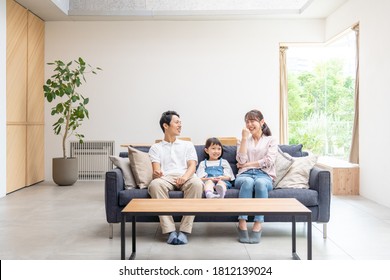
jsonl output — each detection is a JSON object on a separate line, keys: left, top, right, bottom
{"left": 70, "top": 140, "right": 115, "bottom": 181}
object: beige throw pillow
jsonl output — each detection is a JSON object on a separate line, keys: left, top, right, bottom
{"left": 273, "top": 148, "right": 294, "bottom": 188}
{"left": 109, "top": 156, "right": 136, "bottom": 189}
{"left": 128, "top": 146, "right": 153, "bottom": 189}
{"left": 275, "top": 154, "right": 318, "bottom": 189}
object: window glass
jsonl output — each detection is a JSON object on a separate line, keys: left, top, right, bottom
{"left": 287, "top": 31, "right": 356, "bottom": 159}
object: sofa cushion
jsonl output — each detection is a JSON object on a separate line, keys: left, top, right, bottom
{"left": 120, "top": 144, "right": 311, "bottom": 190}
{"left": 269, "top": 189, "right": 319, "bottom": 206}
{"left": 119, "top": 188, "right": 242, "bottom": 206}
{"left": 195, "top": 144, "right": 238, "bottom": 176}
{"left": 275, "top": 155, "right": 318, "bottom": 189}
{"left": 273, "top": 148, "right": 294, "bottom": 187}
{"left": 279, "top": 144, "right": 304, "bottom": 157}
{"left": 128, "top": 146, "right": 153, "bottom": 189}
{"left": 119, "top": 188, "right": 150, "bottom": 206}
{"left": 195, "top": 145, "right": 206, "bottom": 163}
{"left": 119, "top": 188, "right": 318, "bottom": 207}
{"left": 109, "top": 156, "right": 136, "bottom": 189}
{"left": 222, "top": 145, "right": 239, "bottom": 175}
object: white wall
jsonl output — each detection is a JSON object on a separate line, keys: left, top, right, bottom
{"left": 0, "top": 0, "right": 7, "bottom": 198}
{"left": 326, "top": 0, "right": 390, "bottom": 208}
{"left": 44, "top": 19, "right": 324, "bottom": 180}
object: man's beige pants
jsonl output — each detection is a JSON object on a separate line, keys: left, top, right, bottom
{"left": 148, "top": 175, "right": 203, "bottom": 234}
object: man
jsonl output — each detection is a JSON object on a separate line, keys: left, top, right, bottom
{"left": 148, "top": 110, "right": 203, "bottom": 245}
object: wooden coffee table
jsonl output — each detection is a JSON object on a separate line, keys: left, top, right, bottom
{"left": 121, "top": 198, "right": 312, "bottom": 260}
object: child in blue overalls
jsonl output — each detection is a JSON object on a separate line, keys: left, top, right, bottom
{"left": 196, "top": 137, "right": 235, "bottom": 198}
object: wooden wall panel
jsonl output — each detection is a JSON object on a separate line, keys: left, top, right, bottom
{"left": 27, "top": 12, "right": 45, "bottom": 123}
{"left": 6, "top": 0, "right": 27, "bottom": 123}
{"left": 26, "top": 125, "right": 44, "bottom": 185}
{"left": 6, "top": 1, "right": 45, "bottom": 193}
{"left": 6, "top": 125, "right": 26, "bottom": 193}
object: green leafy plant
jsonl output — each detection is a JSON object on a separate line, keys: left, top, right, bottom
{"left": 43, "top": 57, "right": 101, "bottom": 158}
{"left": 287, "top": 59, "right": 354, "bottom": 159}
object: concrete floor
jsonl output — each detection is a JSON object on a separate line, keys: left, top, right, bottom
{"left": 1, "top": 180, "right": 390, "bottom": 260}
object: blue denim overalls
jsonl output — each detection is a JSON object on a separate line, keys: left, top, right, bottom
{"left": 204, "top": 159, "right": 224, "bottom": 177}
{"left": 204, "top": 159, "right": 232, "bottom": 188}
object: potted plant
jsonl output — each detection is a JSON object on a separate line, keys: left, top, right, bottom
{"left": 43, "top": 57, "right": 101, "bottom": 185}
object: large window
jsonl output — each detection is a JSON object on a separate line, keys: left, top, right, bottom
{"left": 286, "top": 31, "right": 356, "bottom": 160}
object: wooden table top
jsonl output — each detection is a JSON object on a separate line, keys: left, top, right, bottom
{"left": 122, "top": 198, "right": 311, "bottom": 215}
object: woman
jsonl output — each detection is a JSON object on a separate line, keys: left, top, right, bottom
{"left": 235, "top": 109, "right": 278, "bottom": 244}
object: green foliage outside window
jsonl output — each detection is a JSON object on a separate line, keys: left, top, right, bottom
{"left": 288, "top": 59, "right": 355, "bottom": 159}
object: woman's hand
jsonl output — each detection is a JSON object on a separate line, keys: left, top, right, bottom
{"left": 237, "top": 161, "right": 260, "bottom": 169}
{"left": 241, "top": 128, "right": 250, "bottom": 139}
{"left": 237, "top": 162, "right": 247, "bottom": 169}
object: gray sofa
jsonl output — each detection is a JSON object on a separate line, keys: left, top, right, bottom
{"left": 105, "top": 144, "right": 331, "bottom": 238}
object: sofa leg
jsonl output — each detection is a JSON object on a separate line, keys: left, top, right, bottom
{"left": 109, "top": 223, "right": 113, "bottom": 239}
{"left": 322, "top": 223, "right": 327, "bottom": 239}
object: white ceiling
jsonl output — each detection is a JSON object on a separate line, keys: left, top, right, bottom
{"left": 15, "top": 0, "right": 349, "bottom": 21}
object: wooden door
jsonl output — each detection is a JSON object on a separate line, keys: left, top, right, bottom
{"left": 26, "top": 11, "right": 45, "bottom": 186}
{"left": 6, "top": 0, "right": 45, "bottom": 192}
{"left": 6, "top": 0, "right": 27, "bottom": 193}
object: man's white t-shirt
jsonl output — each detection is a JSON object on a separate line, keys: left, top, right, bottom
{"left": 149, "top": 139, "right": 198, "bottom": 176}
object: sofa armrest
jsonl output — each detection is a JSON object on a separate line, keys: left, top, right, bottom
{"left": 308, "top": 166, "right": 331, "bottom": 223}
{"left": 105, "top": 168, "right": 125, "bottom": 223}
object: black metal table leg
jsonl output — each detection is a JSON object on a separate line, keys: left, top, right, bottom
{"left": 292, "top": 215, "right": 300, "bottom": 259}
{"left": 121, "top": 213, "right": 125, "bottom": 260}
{"left": 307, "top": 214, "right": 312, "bottom": 260}
{"left": 130, "top": 216, "right": 136, "bottom": 260}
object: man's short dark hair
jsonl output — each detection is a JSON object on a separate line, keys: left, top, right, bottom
{"left": 159, "top": 110, "right": 180, "bottom": 133}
